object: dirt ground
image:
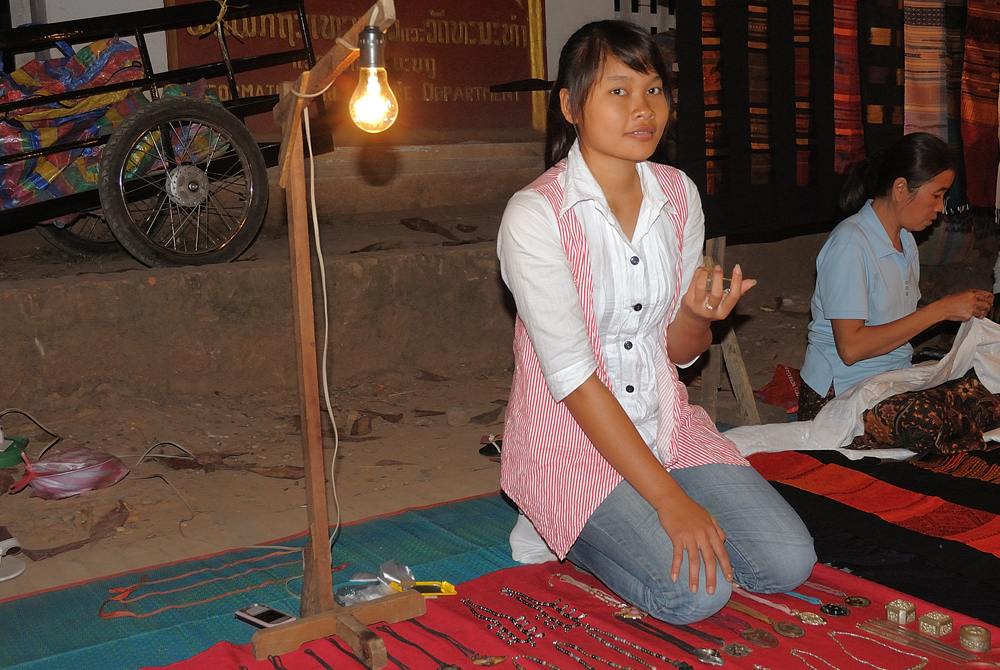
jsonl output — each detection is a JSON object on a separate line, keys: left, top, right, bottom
{"left": 1, "top": 221, "right": 997, "bottom": 601}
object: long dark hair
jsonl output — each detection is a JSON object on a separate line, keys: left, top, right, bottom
{"left": 839, "top": 132, "right": 955, "bottom": 216}
{"left": 544, "top": 21, "right": 672, "bottom": 169}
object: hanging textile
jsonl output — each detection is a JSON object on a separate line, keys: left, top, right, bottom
{"left": 858, "top": 0, "right": 906, "bottom": 152}
{"left": 674, "top": 1, "right": 840, "bottom": 237}
{"left": 701, "top": 0, "right": 729, "bottom": 195}
{"left": 794, "top": 0, "right": 813, "bottom": 187}
{"left": 748, "top": 0, "right": 772, "bottom": 185}
{"left": 943, "top": 1, "right": 973, "bottom": 233}
{"left": 903, "top": 0, "right": 949, "bottom": 139}
{"left": 960, "top": 0, "right": 1000, "bottom": 209}
{"left": 833, "top": 0, "right": 866, "bottom": 174}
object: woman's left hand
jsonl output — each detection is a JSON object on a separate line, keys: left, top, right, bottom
{"left": 683, "top": 263, "right": 757, "bottom": 321}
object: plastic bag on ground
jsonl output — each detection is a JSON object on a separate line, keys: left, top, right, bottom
{"left": 8, "top": 446, "right": 129, "bottom": 500}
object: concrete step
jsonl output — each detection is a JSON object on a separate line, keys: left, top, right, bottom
{"left": 0, "top": 139, "right": 546, "bottom": 406}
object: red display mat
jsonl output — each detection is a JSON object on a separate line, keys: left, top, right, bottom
{"left": 145, "top": 562, "right": 1000, "bottom": 669}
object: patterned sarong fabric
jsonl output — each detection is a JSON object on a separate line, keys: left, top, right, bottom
{"left": 834, "top": 0, "right": 866, "bottom": 174}
{"left": 859, "top": 0, "right": 906, "bottom": 152}
{"left": 904, "top": 0, "right": 949, "bottom": 139}
{"left": 960, "top": 0, "right": 1000, "bottom": 208}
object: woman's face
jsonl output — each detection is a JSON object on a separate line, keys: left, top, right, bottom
{"left": 560, "top": 55, "right": 669, "bottom": 168}
{"left": 897, "top": 170, "right": 955, "bottom": 232}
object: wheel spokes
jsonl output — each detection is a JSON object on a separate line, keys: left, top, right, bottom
{"left": 119, "top": 118, "right": 252, "bottom": 254}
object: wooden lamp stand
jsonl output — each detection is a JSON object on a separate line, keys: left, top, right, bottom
{"left": 250, "top": 2, "right": 425, "bottom": 665}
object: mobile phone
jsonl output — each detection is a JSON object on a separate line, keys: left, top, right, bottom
{"left": 235, "top": 603, "right": 297, "bottom": 629}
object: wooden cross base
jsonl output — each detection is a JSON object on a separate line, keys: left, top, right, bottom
{"left": 250, "top": 589, "right": 426, "bottom": 665}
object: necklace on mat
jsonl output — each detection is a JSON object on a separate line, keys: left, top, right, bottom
{"left": 406, "top": 618, "right": 507, "bottom": 666}
{"left": 790, "top": 649, "right": 841, "bottom": 670}
{"left": 97, "top": 552, "right": 344, "bottom": 619}
{"left": 375, "top": 624, "right": 462, "bottom": 669}
{"left": 803, "top": 580, "right": 872, "bottom": 608}
{"left": 548, "top": 572, "right": 644, "bottom": 618}
{"left": 616, "top": 614, "right": 726, "bottom": 665}
{"left": 829, "top": 631, "right": 929, "bottom": 670}
{"left": 512, "top": 656, "right": 563, "bottom": 670}
{"left": 730, "top": 591, "right": 813, "bottom": 638}
{"left": 706, "top": 609, "right": 779, "bottom": 649}
{"left": 584, "top": 624, "right": 694, "bottom": 670}
{"left": 786, "top": 590, "right": 851, "bottom": 617}
{"left": 328, "top": 636, "right": 416, "bottom": 670}
{"left": 463, "top": 598, "right": 544, "bottom": 646}
{"left": 553, "top": 641, "right": 639, "bottom": 670}
{"left": 502, "top": 586, "right": 585, "bottom": 632}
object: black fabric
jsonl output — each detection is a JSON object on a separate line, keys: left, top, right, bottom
{"left": 772, "top": 481, "right": 1000, "bottom": 625}
{"left": 673, "top": 1, "right": 845, "bottom": 238}
{"left": 793, "top": 503, "right": 1000, "bottom": 626}
{"left": 857, "top": 0, "right": 905, "bottom": 153}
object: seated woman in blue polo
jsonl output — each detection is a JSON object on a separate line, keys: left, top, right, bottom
{"left": 798, "top": 132, "right": 993, "bottom": 422}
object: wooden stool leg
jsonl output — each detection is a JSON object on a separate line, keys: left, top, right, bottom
{"left": 703, "top": 237, "right": 761, "bottom": 425}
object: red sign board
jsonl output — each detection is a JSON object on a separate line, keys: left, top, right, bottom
{"left": 166, "top": 0, "right": 541, "bottom": 135}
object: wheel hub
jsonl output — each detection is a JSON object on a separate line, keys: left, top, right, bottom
{"left": 166, "top": 165, "right": 210, "bottom": 207}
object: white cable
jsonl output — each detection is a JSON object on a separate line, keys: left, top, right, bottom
{"left": 0, "top": 408, "right": 60, "bottom": 458}
{"left": 302, "top": 105, "right": 343, "bottom": 553}
{"left": 289, "top": 76, "right": 336, "bottom": 100}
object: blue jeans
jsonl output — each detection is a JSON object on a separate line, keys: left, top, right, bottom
{"left": 565, "top": 463, "right": 816, "bottom": 624}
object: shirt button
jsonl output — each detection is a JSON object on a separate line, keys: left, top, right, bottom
{"left": 624, "top": 341, "right": 633, "bottom": 350}
{"left": 626, "top": 385, "right": 635, "bottom": 393}
{"left": 630, "top": 256, "right": 640, "bottom": 266}
{"left": 633, "top": 303, "right": 642, "bottom": 311}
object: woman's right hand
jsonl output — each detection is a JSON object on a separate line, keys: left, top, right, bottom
{"left": 655, "top": 491, "right": 732, "bottom": 595}
{"left": 931, "top": 289, "right": 993, "bottom": 322}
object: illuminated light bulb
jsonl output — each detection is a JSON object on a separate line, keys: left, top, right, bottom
{"left": 350, "top": 26, "right": 398, "bottom": 133}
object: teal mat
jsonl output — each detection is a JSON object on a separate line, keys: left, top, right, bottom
{"left": 0, "top": 494, "right": 518, "bottom": 670}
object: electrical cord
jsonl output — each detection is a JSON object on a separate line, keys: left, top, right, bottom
{"left": 302, "top": 95, "right": 343, "bottom": 554}
{"left": 1, "top": 408, "right": 61, "bottom": 459}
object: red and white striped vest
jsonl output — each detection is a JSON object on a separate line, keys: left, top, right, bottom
{"left": 500, "top": 160, "right": 748, "bottom": 558}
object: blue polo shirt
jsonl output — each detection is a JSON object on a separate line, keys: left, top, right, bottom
{"left": 801, "top": 201, "right": 920, "bottom": 395}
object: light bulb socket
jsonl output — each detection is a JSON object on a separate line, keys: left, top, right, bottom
{"left": 358, "top": 26, "right": 385, "bottom": 69}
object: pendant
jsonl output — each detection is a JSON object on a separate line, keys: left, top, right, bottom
{"left": 773, "top": 621, "right": 806, "bottom": 638}
{"left": 741, "top": 627, "right": 779, "bottom": 649}
{"left": 819, "top": 603, "right": 850, "bottom": 617}
{"left": 473, "top": 657, "right": 509, "bottom": 666}
{"left": 616, "top": 607, "right": 647, "bottom": 620}
{"left": 797, "top": 611, "right": 827, "bottom": 626}
{"left": 721, "top": 642, "right": 754, "bottom": 657}
{"left": 844, "top": 595, "right": 872, "bottom": 608}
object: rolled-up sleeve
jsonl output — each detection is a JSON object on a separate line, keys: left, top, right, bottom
{"left": 497, "top": 191, "right": 597, "bottom": 402}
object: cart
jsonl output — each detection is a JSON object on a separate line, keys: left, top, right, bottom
{"left": 0, "top": 0, "right": 326, "bottom": 266}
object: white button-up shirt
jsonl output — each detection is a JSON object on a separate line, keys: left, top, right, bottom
{"left": 498, "top": 142, "right": 704, "bottom": 450}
